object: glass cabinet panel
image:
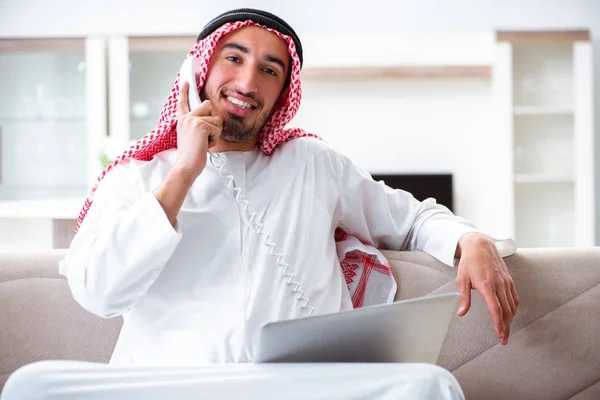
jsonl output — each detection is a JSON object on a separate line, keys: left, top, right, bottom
{"left": 0, "top": 39, "right": 88, "bottom": 201}
{"left": 127, "top": 36, "right": 196, "bottom": 141}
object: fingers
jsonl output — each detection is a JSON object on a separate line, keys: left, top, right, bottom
{"left": 177, "top": 82, "right": 213, "bottom": 118}
{"left": 177, "top": 81, "right": 190, "bottom": 118}
{"left": 205, "top": 118, "right": 222, "bottom": 142}
{"left": 479, "top": 286, "right": 505, "bottom": 343}
{"left": 503, "top": 277, "right": 519, "bottom": 346}
{"left": 499, "top": 258, "right": 518, "bottom": 315}
{"left": 510, "top": 280, "right": 520, "bottom": 310}
{"left": 456, "top": 273, "right": 472, "bottom": 316}
{"left": 189, "top": 99, "right": 213, "bottom": 117}
{"left": 496, "top": 285, "right": 513, "bottom": 345}
{"left": 185, "top": 116, "right": 222, "bottom": 139}
{"left": 197, "top": 116, "right": 223, "bottom": 130}
{"left": 505, "top": 279, "right": 518, "bottom": 316}
{"left": 207, "top": 127, "right": 221, "bottom": 147}
{"left": 459, "top": 243, "right": 519, "bottom": 346}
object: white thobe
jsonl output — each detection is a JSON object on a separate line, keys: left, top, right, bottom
{"left": 59, "top": 137, "right": 477, "bottom": 366}
{"left": 3, "top": 137, "right": 477, "bottom": 399}
{"left": 1, "top": 361, "right": 465, "bottom": 400}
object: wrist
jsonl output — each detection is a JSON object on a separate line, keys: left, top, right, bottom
{"left": 170, "top": 163, "right": 199, "bottom": 187}
{"left": 456, "top": 232, "right": 493, "bottom": 257}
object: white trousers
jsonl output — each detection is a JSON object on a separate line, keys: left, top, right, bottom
{"left": 1, "top": 361, "right": 465, "bottom": 400}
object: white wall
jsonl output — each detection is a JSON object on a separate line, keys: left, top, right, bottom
{"left": 0, "top": 0, "right": 495, "bottom": 37}
{"left": 1, "top": 0, "right": 599, "bottom": 242}
{"left": 1, "top": 0, "right": 597, "bottom": 38}
{"left": 294, "top": 77, "right": 501, "bottom": 236}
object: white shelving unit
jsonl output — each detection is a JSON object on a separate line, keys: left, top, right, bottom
{"left": 513, "top": 106, "right": 573, "bottom": 115}
{"left": 494, "top": 30, "right": 595, "bottom": 247}
{"left": 514, "top": 174, "right": 573, "bottom": 184}
{"left": 0, "top": 38, "right": 108, "bottom": 201}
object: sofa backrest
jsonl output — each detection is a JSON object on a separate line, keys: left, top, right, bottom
{"left": 1, "top": 248, "right": 600, "bottom": 400}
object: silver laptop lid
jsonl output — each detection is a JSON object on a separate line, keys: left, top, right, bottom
{"left": 254, "top": 292, "right": 460, "bottom": 364}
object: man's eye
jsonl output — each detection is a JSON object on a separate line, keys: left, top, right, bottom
{"left": 227, "top": 56, "right": 240, "bottom": 63}
{"left": 264, "top": 68, "right": 276, "bottom": 76}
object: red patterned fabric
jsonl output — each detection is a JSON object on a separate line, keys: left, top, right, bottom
{"left": 75, "top": 21, "right": 395, "bottom": 308}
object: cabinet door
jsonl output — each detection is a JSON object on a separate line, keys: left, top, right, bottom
{"left": 107, "top": 36, "right": 195, "bottom": 153}
{"left": 0, "top": 38, "right": 107, "bottom": 201}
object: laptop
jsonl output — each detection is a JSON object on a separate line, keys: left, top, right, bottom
{"left": 253, "top": 292, "right": 460, "bottom": 364}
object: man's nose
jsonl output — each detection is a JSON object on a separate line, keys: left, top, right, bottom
{"left": 234, "top": 65, "right": 259, "bottom": 95}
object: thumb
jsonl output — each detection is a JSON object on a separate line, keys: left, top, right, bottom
{"left": 457, "top": 274, "right": 471, "bottom": 316}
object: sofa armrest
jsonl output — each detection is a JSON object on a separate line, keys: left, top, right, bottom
{"left": 0, "top": 250, "right": 68, "bottom": 282}
{"left": 0, "top": 250, "right": 122, "bottom": 392}
{"left": 382, "top": 247, "right": 600, "bottom": 400}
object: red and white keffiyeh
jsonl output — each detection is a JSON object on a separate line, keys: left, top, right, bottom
{"left": 75, "top": 21, "right": 396, "bottom": 309}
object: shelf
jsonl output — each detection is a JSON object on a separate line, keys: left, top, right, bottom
{"left": 128, "top": 36, "right": 196, "bottom": 52}
{"left": 513, "top": 106, "right": 572, "bottom": 116}
{"left": 0, "top": 117, "right": 86, "bottom": 123}
{"left": 497, "top": 30, "right": 590, "bottom": 45}
{"left": 0, "top": 38, "right": 86, "bottom": 52}
{"left": 300, "top": 65, "right": 492, "bottom": 80}
{"left": 515, "top": 174, "right": 573, "bottom": 183}
{"left": 0, "top": 197, "right": 84, "bottom": 219}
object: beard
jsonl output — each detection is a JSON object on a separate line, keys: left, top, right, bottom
{"left": 201, "top": 84, "right": 273, "bottom": 144}
{"left": 221, "top": 114, "right": 264, "bottom": 143}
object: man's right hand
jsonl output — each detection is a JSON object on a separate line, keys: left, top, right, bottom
{"left": 175, "top": 81, "right": 222, "bottom": 179}
{"left": 153, "top": 82, "right": 223, "bottom": 228}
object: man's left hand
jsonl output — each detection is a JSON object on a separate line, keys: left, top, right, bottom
{"left": 455, "top": 233, "right": 519, "bottom": 345}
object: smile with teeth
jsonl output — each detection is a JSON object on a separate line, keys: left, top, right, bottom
{"left": 226, "top": 96, "right": 254, "bottom": 109}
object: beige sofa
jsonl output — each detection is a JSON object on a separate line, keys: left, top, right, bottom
{"left": 1, "top": 248, "right": 599, "bottom": 399}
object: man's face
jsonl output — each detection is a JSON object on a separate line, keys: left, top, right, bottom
{"left": 201, "top": 26, "right": 290, "bottom": 144}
